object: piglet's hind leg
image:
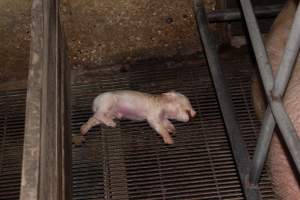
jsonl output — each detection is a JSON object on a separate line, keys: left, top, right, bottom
{"left": 94, "top": 113, "right": 117, "bottom": 128}
{"left": 148, "top": 118, "right": 174, "bottom": 144}
{"left": 80, "top": 116, "right": 101, "bottom": 135}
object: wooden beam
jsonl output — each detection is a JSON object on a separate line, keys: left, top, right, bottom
{"left": 20, "top": 0, "right": 72, "bottom": 199}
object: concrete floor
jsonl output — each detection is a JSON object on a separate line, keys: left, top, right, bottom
{"left": 0, "top": 0, "right": 217, "bottom": 91}
{"left": 0, "top": 0, "right": 31, "bottom": 91}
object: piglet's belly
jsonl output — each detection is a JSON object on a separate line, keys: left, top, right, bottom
{"left": 115, "top": 105, "right": 146, "bottom": 121}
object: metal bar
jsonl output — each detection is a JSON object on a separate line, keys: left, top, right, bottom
{"left": 208, "top": 4, "right": 282, "bottom": 22}
{"left": 238, "top": 1, "right": 274, "bottom": 94}
{"left": 239, "top": 0, "right": 300, "bottom": 184}
{"left": 249, "top": 107, "right": 274, "bottom": 184}
{"left": 272, "top": 3, "right": 300, "bottom": 98}
{"left": 193, "top": 1, "right": 261, "bottom": 199}
{"left": 20, "top": 0, "right": 72, "bottom": 199}
{"left": 251, "top": 1, "right": 300, "bottom": 182}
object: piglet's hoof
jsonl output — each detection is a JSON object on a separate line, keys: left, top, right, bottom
{"left": 163, "top": 136, "right": 174, "bottom": 145}
{"left": 104, "top": 121, "right": 117, "bottom": 128}
{"left": 80, "top": 124, "right": 89, "bottom": 135}
{"left": 72, "top": 135, "right": 86, "bottom": 146}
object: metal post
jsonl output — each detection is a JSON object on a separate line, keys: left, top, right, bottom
{"left": 193, "top": 1, "right": 261, "bottom": 199}
{"left": 238, "top": 0, "right": 300, "bottom": 184}
{"left": 20, "top": 0, "right": 72, "bottom": 199}
{"left": 207, "top": 4, "right": 282, "bottom": 22}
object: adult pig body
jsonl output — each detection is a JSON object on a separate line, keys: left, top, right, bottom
{"left": 252, "top": 0, "right": 300, "bottom": 199}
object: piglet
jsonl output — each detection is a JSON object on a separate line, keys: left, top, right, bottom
{"left": 80, "top": 90, "right": 196, "bottom": 144}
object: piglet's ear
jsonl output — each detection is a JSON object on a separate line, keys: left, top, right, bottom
{"left": 162, "top": 90, "right": 176, "bottom": 96}
{"left": 162, "top": 91, "right": 177, "bottom": 102}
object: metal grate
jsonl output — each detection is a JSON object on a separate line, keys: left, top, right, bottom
{"left": 0, "top": 90, "right": 26, "bottom": 200}
{"left": 0, "top": 56, "right": 276, "bottom": 200}
{"left": 71, "top": 57, "right": 276, "bottom": 200}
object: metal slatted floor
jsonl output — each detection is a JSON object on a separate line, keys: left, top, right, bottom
{"left": 71, "top": 57, "right": 276, "bottom": 200}
{"left": 0, "top": 56, "right": 276, "bottom": 199}
{"left": 0, "top": 90, "right": 26, "bottom": 200}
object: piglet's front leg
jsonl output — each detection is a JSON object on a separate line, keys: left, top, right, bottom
{"left": 162, "top": 119, "right": 176, "bottom": 134}
{"left": 147, "top": 118, "right": 174, "bottom": 144}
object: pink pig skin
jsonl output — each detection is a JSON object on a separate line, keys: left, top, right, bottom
{"left": 80, "top": 90, "right": 196, "bottom": 144}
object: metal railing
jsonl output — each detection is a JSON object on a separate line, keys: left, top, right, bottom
{"left": 193, "top": 1, "right": 300, "bottom": 200}
{"left": 20, "top": 0, "right": 72, "bottom": 199}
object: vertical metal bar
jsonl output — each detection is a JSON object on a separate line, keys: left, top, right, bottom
{"left": 239, "top": 0, "right": 300, "bottom": 184}
{"left": 20, "top": 0, "right": 72, "bottom": 199}
{"left": 250, "top": 107, "right": 274, "bottom": 184}
{"left": 193, "top": 1, "right": 261, "bottom": 199}
{"left": 272, "top": 3, "right": 300, "bottom": 98}
{"left": 239, "top": 1, "right": 274, "bottom": 94}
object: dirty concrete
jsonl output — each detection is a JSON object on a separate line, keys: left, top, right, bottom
{"left": 0, "top": 0, "right": 218, "bottom": 91}
{"left": 0, "top": 0, "right": 31, "bottom": 91}
{"left": 61, "top": 0, "right": 208, "bottom": 69}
